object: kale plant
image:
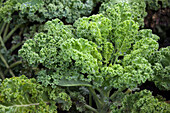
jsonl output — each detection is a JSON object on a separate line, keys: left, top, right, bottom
{"left": 19, "top": 1, "right": 170, "bottom": 112}
{"left": 0, "top": 0, "right": 108, "bottom": 78}
{"left": 0, "top": 0, "right": 105, "bottom": 24}
{"left": 0, "top": 75, "right": 72, "bottom": 113}
{"left": 0, "top": 0, "right": 169, "bottom": 112}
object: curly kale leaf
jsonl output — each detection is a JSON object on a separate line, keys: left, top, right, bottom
{"left": 19, "top": 18, "right": 102, "bottom": 88}
{"left": 36, "top": 38, "right": 102, "bottom": 88}
{"left": 0, "top": 0, "right": 16, "bottom": 22}
{"left": 73, "top": 14, "right": 157, "bottom": 88}
{"left": 100, "top": 56, "right": 153, "bottom": 89}
{"left": 100, "top": 1, "right": 147, "bottom": 28}
{"left": 19, "top": 19, "right": 73, "bottom": 68}
{"left": 0, "top": 0, "right": 103, "bottom": 24}
{"left": 114, "top": 29, "right": 159, "bottom": 88}
{"left": 74, "top": 14, "right": 114, "bottom": 64}
{"left": 112, "top": 20, "right": 139, "bottom": 57}
{"left": 58, "top": 38, "right": 102, "bottom": 86}
{"left": 74, "top": 14, "right": 112, "bottom": 45}
{"left": 123, "top": 29, "right": 159, "bottom": 62}
{"left": 111, "top": 90, "right": 170, "bottom": 113}
{"left": 21, "top": 0, "right": 94, "bottom": 23}
{"left": 150, "top": 46, "right": 170, "bottom": 90}
{"left": 42, "top": 18, "right": 74, "bottom": 38}
{"left": 0, "top": 0, "right": 42, "bottom": 22}
{"left": 59, "top": 38, "right": 102, "bottom": 77}
{"left": 0, "top": 75, "right": 72, "bottom": 113}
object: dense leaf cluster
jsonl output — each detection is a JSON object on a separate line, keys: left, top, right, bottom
{"left": 18, "top": 1, "right": 170, "bottom": 112}
{"left": 150, "top": 46, "right": 170, "bottom": 90}
{"left": 0, "top": 75, "right": 72, "bottom": 113}
{"left": 19, "top": 2, "right": 159, "bottom": 90}
{"left": 0, "top": 0, "right": 105, "bottom": 24}
{"left": 111, "top": 90, "right": 170, "bottom": 113}
{"left": 0, "top": 0, "right": 170, "bottom": 112}
{"left": 0, "top": 0, "right": 106, "bottom": 77}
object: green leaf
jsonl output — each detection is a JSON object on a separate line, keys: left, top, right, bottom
{"left": 0, "top": 75, "right": 58, "bottom": 113}
{"left": 151, "top": 46, "right": 170, "bottom": 90}
{"left": 111, "top": 90, "right": 170, "bottom": 113}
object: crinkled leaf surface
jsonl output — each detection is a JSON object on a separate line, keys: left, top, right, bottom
{"left": 111, "top": 90, "right": 170, "bottom": 113}
{"left": 19, "top": 2, "right": 159, "bottom": 89}
{"left": 150, "top": 46, "right": 170, "bottom": 90}
{"left": 0, "top": 75, "right": 72, "bottom": 112}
